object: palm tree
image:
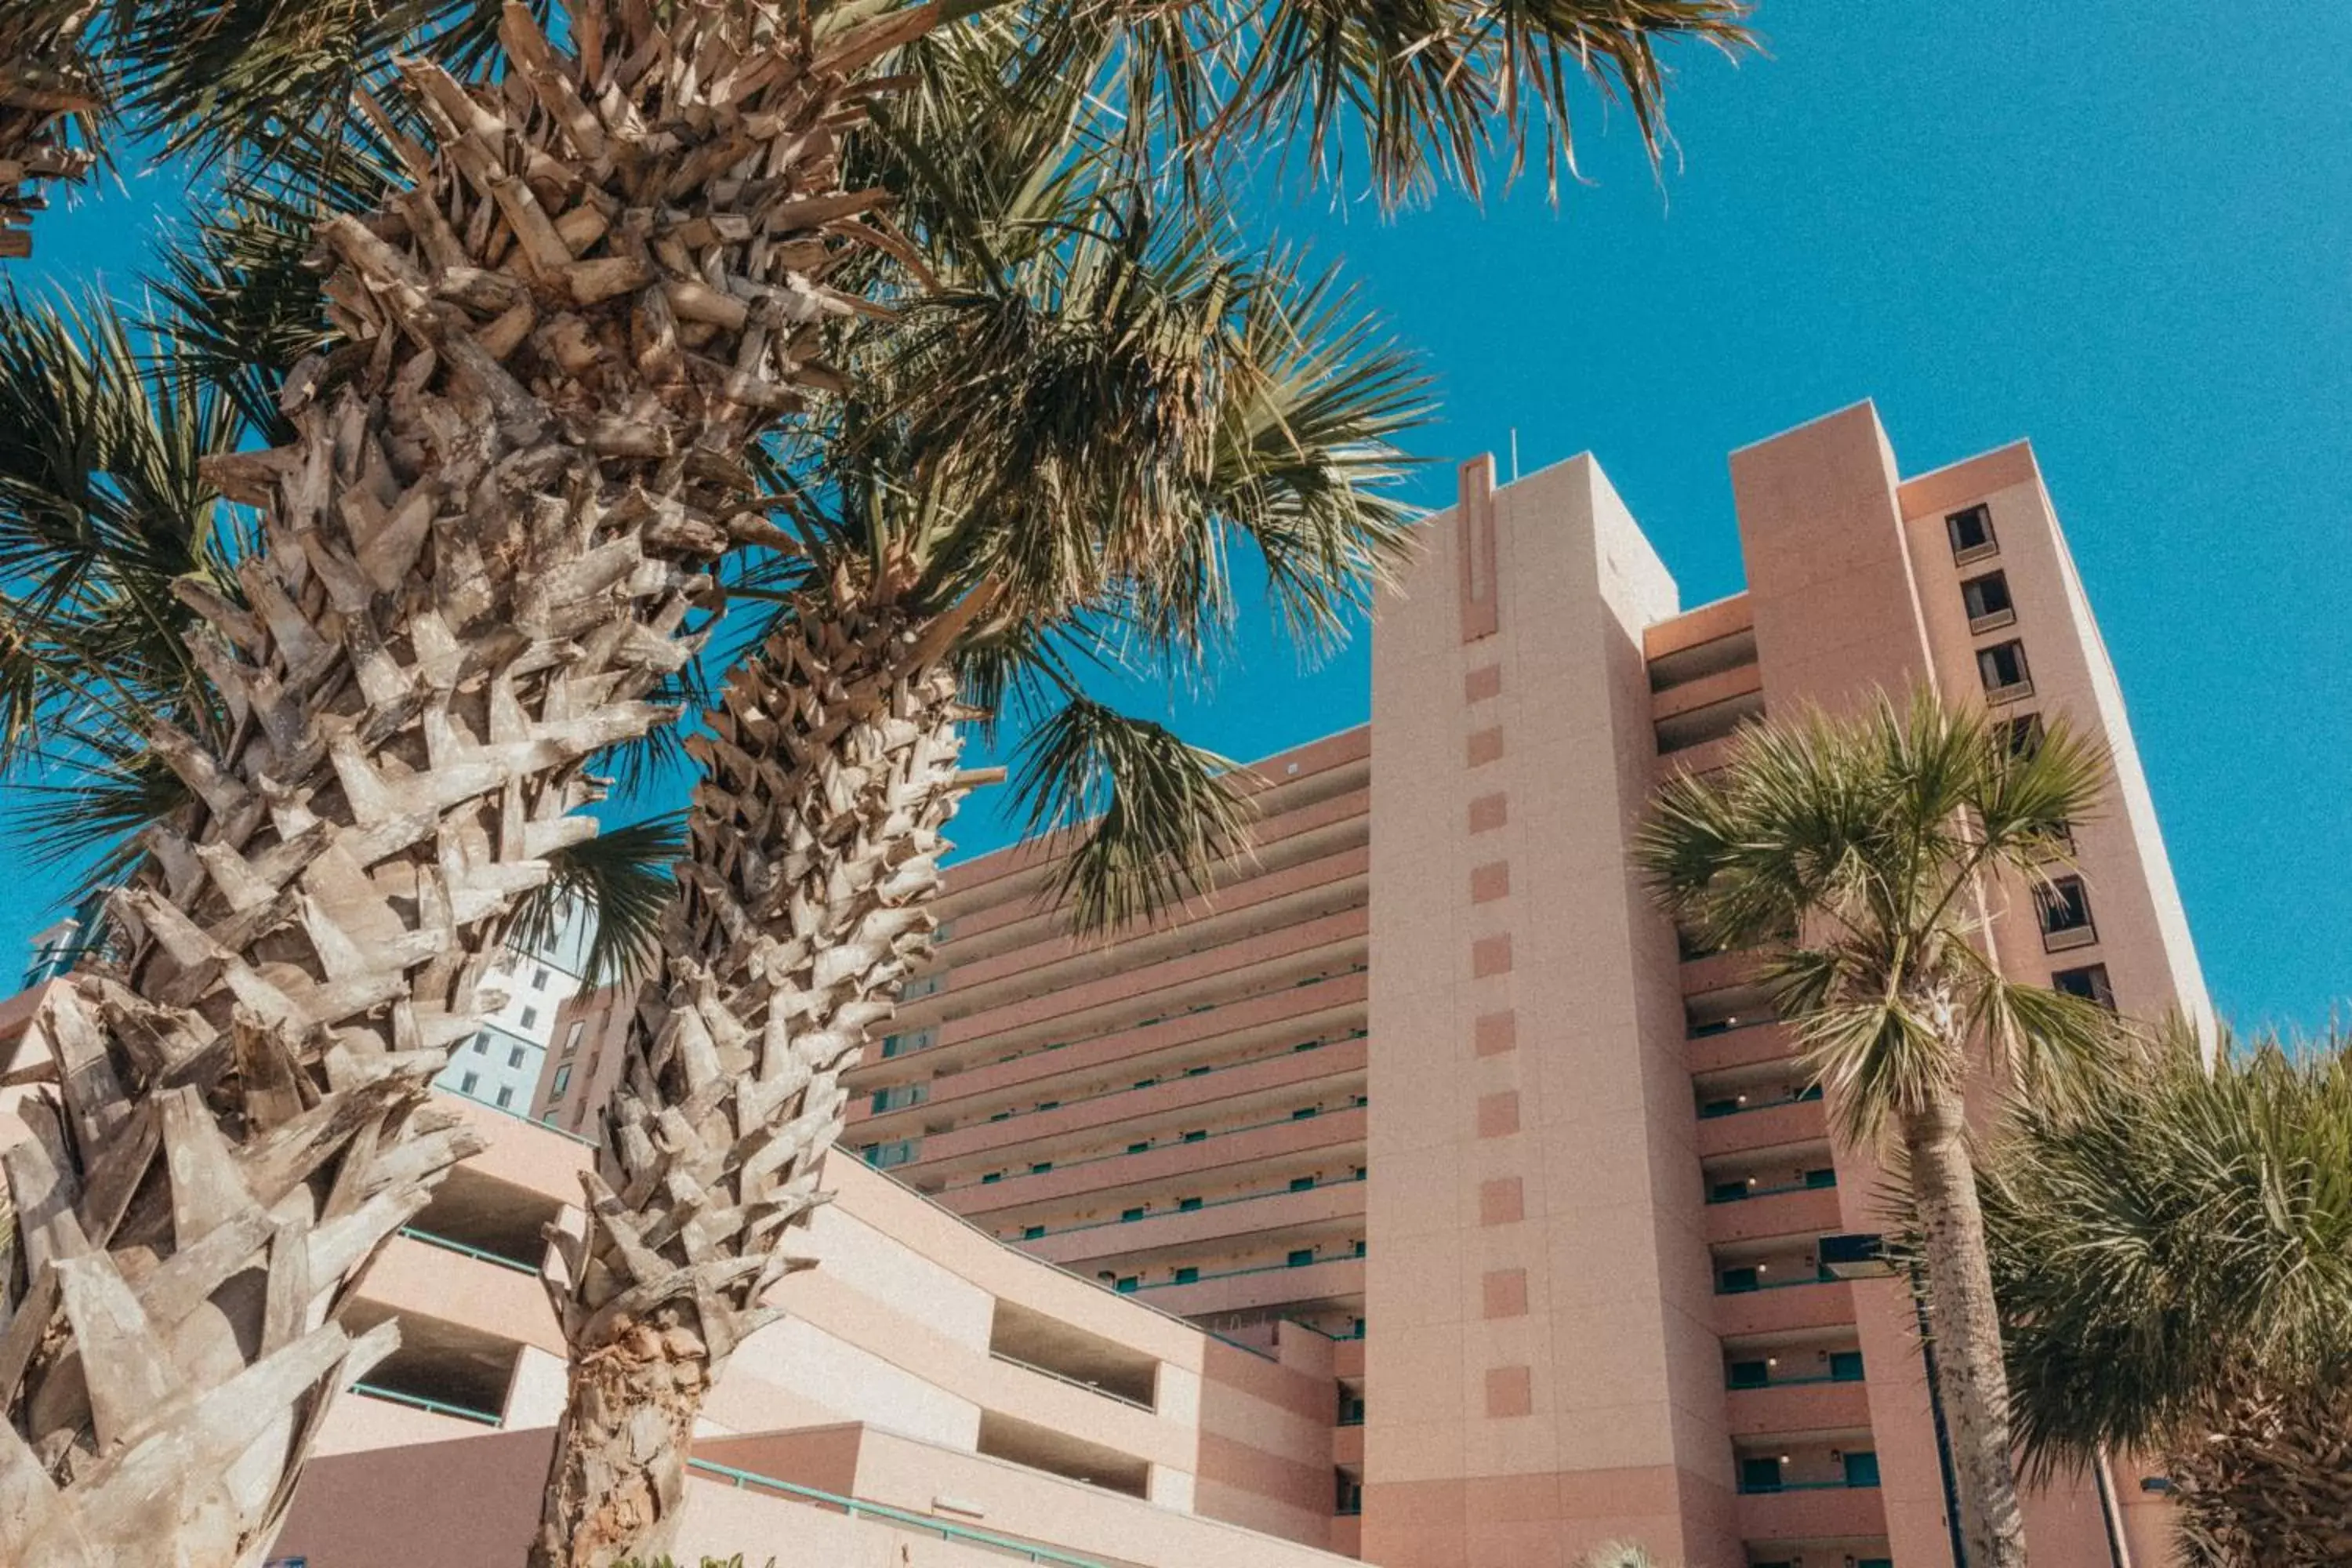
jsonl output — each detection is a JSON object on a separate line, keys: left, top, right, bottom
{"left": 0, "top": 5, "right": 1751, "bottom": 1560}
{"left": 0, "top": 5, "right": 948, "bottom": 1561}
{"left": 0, "top": 0, "right": 100, "bottom": 259}
{"left": 1983, "top": 1025, "right": 2352, "bottom": 1567}
{"left": 1635, "top": 691, "right": 2122, "bottom": 1568}
{"left": 526, "top": 19, "right": 1432, "bottom": 1559}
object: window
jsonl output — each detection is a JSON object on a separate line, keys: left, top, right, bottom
{"left": 2053, "top": 964, "right": 2116, "bottom": 1010}
{"left": 1739, "top": 1457, "right": 1784, "bottom": 1494}
{"left": 980, "top": 1172, "right": 1002, "bottom": 1185}
{"left": 1947, "top": 503, "right": 1997, "bottom": 563}
{"left": 1185, "top": 1065, "right": 1211, "bottom": 1077}
{"left": 1121, "top": 1207, "right": 1145, "bottom": 1222}
{"left": 1351, "top": 1239, "right": 1367, "bottom": 1258}
{"left": 1961, "top": 569, "right": 2016, "bottom": 633}
{"left": 1999, "top": 713, "right": 2046, "bottom": 759}
{"left": 1336, "top": 1475, "right": 1363, "bottom": 1515}
{"left": 1718, "top": 1266, "right": 1760, "bottom": 1294}
{"left": 551, "top": 1064, "right": 573, "bottom": 1098}
{"left": 1029, "top": 1161, "right": 1053, "bottom": 1174}
{"left": 532, "top": 967, "right": 549, "bottom": 990}
{"left": 1727, "top": 1359, "right": 1769, "bottom": 1389}
{"left": 519, "top": 1006, "right": 539, "bottom": 1030}
{"left": 1036, "top": 1100, "right": 1059, "bottom": 1112}
{"left": 1291, "top": 1106, "right": 1319, "bottom": 1120}
{"left": 1796, "top": 1083, "right": 1825, "bottom": 1102}
{"left": 508, "top": 1045, "right": 525, "bottom": 1069}
{"left": 1338, "top": 1392, "right": 1367, "bottom": 1425}
{"left": 495, "top": 1086, "right": 514, "bottom": 1109}
{"left": 1115, "top": 1276, "right": 1138, "bottom": 1294}
{"left": 1804, "top": 1167, "right": 1839, "bottom": 1189}
{"left": 1699, "top": 1098, "right": 1740, "bottom": 1120}
{"left": 1178, "top": 1196, "right": 1203, "bottom": 1213}
{"left": 1181, "top": 1130, "right": 1207, "bottom": 1144}
{"left": 1843, "top": 1450, "right": 1882, "bottom": 1488}
{"left": 560, "top": 1020, "right": 586, "bottom": 1059}
{"left": 1290, "top": 1175, "right": 1317, "bottom": 1192}
{"left": 1173, "top": 1266, "right": 1198, "bottom": 1285}
{"left": 2038, "top": 875, "right": 2096, "bottom": 950}
{"left": 470, "top": 1033, "right": 488, "bottom": 1054}
{"left": 1709, "top": 1181, "right": 1750, "bottom": 1204}
{"left": 1830, "top": 1350, "right": 1866, "bottom": 1382}
{"left": 459, "top": 1071, "right": 480, "bottom": 1094}
{"left": 1022, "top": 1225, "right": 1045, "bottom": 1240}
{"left": 1287, "top": 1249, "right": 1316, "bottom": 1268}
{"left": 1976, "top": 639, "right": 2032, "bottom": 700}
{"left": 1132, "top": 1078, "right": 1158, "bottom": 1091}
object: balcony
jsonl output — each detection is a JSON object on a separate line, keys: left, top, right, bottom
{"left": 1724, "top": 1377, "right": 1872, "bottom": 1439}
{"left": 941, "top": 1105, "right": 1370, "bottom": 1219}
{"left": 1696, "top": 1096, "right": 1828, "bottom": 1160}
{"left": 1023, "top": 1176, "right": 1367, "bottom": 1269}
{"left": 1715, "top": 1277, "right": 1858, "bottom": 1338}
{"left": 1687, "top": 1020, "right": 1798, "bottom": 1076}
{"left": 1131, "top": 1254, "right": 1364, "bottom": 1318}
{"left": 1736, "top": 1479, "right": 1888, "bottom": 1542}
{"left": 1706, "top": 1183, "right": 1846, "bottom": 1247}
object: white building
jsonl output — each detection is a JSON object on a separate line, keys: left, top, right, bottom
{"left": 433, "top": 898, "right": 597, "bottom": 1118}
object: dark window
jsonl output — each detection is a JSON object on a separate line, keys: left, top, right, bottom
{"left": 1185, "top": 1065, "right": 1211, "bottom": 1077}
{"left": 1976, "top": 639, "right": 2031, "bottom": 695}
{"left": 1709, "top": 1181, "right": 1751, "bottom": 1204}
{"left": 1844, "top": 1450, "right": 1882, "bottom": 1487}
{"left": 1029, "top": 1161, "right": 1053, "bottom": 1174}
{"left": 1115, "top": 1277, "right": 1138, "bottom": 1294}
{"left": 1022, "top": 1225, "right": 1045, "bottom": 1240}
{"left": 1796, "top": 1083, "right": 1825, "bottom": 1102}
{"left": 989, "top": 1111, "right": 1011, "bottom": 1123}
{"left": 1127, "top": 1141, "right": 1151, "bottom": 1155}
{"left": 1962, "top": 570, "right": 2015, "bottom": 628}
{"left": 495, "top": 1086, "right": 514, "bottom": 1109}
{"left": 1120, "top": 1207, "right": 1145, "bottom": 1222}
{"left": 1178, "top": 1196, "right": 1203, "bottom": 1212}
{"left": 1352, "top": 1239, "right": 1367, "bottom": 1258}
{"left": 980, "top": 1172, "right": 1002, "bottom": 1184}
{"left": 1181, "top": 1130, "right": 1207, "bottom": 1144}
{"left": 470, "top": 1033, "right": 488, "bottom": 1054}
{"left": 508, "top": 1045, "right": 526, "bottom": 1069}
{"left": 1830, "top": 1350, "right": 1866, "bottom": 1381}
{"left": 1699, "top": 1098, "right": 1740, "bottom": 1119}
{"left": 2000, "top": 713, "right": 2047, "bottom": 759}
{"left": 1947, "top": 503, "right": 1997, "bottom": 561}
{"left": 2053, "top": 964, "right": 2117, "bottom": 1010}
{"left": 459, "top": 1070, "right": 480, "bottom": 1094}
{"left": 1740, "top": 1457, "right": 1784, "bottom": 1494}
{"left": 2038, "top": 876, "right": 2094, "bottom": 942}
{"left": 1292, "top": 1106, "right": 1319, "bottom": 1120}
{"left": 1036, "top": 1100, "right": 1058, "bottom": 1112}
{"left": 1727, "top": 1360, "right": 1769, "bottom": 1388}
{"left": 1718, "top": 1266, "right": 1761, "bottom": 1294}
{"left": 519, "top": 1006, "right": 538, "bottom": 1030}
{"left": 1174, "top": 1266, "right": 1199, "bottom": 1284}
{"left": 1133, "top": 1078, "right": 1157, "bottom": 1091}
{"left": 1290, "top": 1175, "right": 1317, "bottom": 1192}
{"left": 1804, "top": 1167, "right": 1839, "bottom": 1189}
{"left": 1338, "top": 1392, "right": 1367, "bottom": 1425}
{"left": 1336, "top": 1474, "right": 1363, "bottom": 1515}
{"left": 1287, "top": 1249, "right": 1316, "bottom": 1268}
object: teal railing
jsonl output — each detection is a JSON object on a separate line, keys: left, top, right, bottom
{"left": 1737, "top": 1477, "right": 1881, "bottom": 1496}
{"left": 686, "top": 1457, "right": 1113, "bottom": 1567}
{"left": 942, "top": 1101, "right": 1367, "bottom": 1198}
{"left": 397, "top": 1225, "right": 539, "bottom": 1276}
{"left": 350, "top": 1381, "right": 500, "bottom": 1427}
{"left": 1706, "top": 1176, "right": 1836, "bottom": 1205}
{"left": 1023, "top": 1169, "right": 1367, "bottom": 1241}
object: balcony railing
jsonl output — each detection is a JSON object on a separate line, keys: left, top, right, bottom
{"left": 1018, "top": 1169, "right": 1367, "bottom": 1241}
{"left": 396, "top": 1225, "right": 540, "bottom": 1276}
{"left": 1706, "top": 1176, "right": 1836, "bottom": 1205}
{"left": 989, "top": 1352, "right": 1156, "bottom": 1413}
{"left": 349, "top": 1381, "right": 501, "bottom": 1427}
{"left": 884, "top": 1026, "right": 1369, "bottom": 1138}
{"left": 1697, "top": 1087, "right": 1823, "bottom": 1119}
{"left": 688, "top": 1457, "right": 1112, "bottom": 1568}
{"left": 942, "top": 1103, "right": 1366, "bottom": 1197}
{"left": 1127, "top": 1250, "right": 1362, "bottom": 1294}
{"left": 1737, "top": 1478, "right": 1881, "bottom": 1496}
{"left": 1714, "top": 1272, "right": 1834, "bottom": 1298}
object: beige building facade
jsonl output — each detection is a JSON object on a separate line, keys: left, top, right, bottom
{"left": 0, "top": 404, "right": 2207, "bottom": 1568}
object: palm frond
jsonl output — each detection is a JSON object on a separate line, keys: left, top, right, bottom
{"left": 0, "top": 0, "right": 104, "bottom": 260}
{"left": 1009, "top": 693, "right": 1257, "bottom": 938}
{"left": 508, "top": 812, "right": 687, "bottom": 989}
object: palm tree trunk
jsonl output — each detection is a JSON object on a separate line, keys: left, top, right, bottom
{"left": 534, "top": 605, "right": 964, "bottom": 1567}
{"left": 1904, "top": 1088, "right": 2031, "bottom": 1568}
{"left": 0, "top": 5, "right": 934, "bottom": 1562}
{"left": 2169, "top": 1370, "right": 2352, "bottom": 1567}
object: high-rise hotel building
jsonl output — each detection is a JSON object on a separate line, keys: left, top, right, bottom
{"left": 845, "top": 401, "right": 2209, "bottom": 1568}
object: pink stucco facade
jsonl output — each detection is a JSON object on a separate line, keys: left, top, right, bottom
{"left": 0, "top": 404, "right": 2204, "bottom": 1568}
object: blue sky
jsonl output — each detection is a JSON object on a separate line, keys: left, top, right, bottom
{"left": 8, "top": 5, "right": 2347, "bottom": 1031}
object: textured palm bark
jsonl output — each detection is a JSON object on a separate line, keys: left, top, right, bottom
{"left": 0, "top": 5, "right": 933, "bottom": 1563}
{"left": 0, "top": 0, "right": 96, "bottom": 260}
{"left": 535, "top": 605, "right": 964, "bottom": 1567}
{"left": 1905, "top": 1090, "right": 2031, "bottom": 1568}
{"left": 2168, "top": 1372, "right": 2352, "bottom": 1567}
